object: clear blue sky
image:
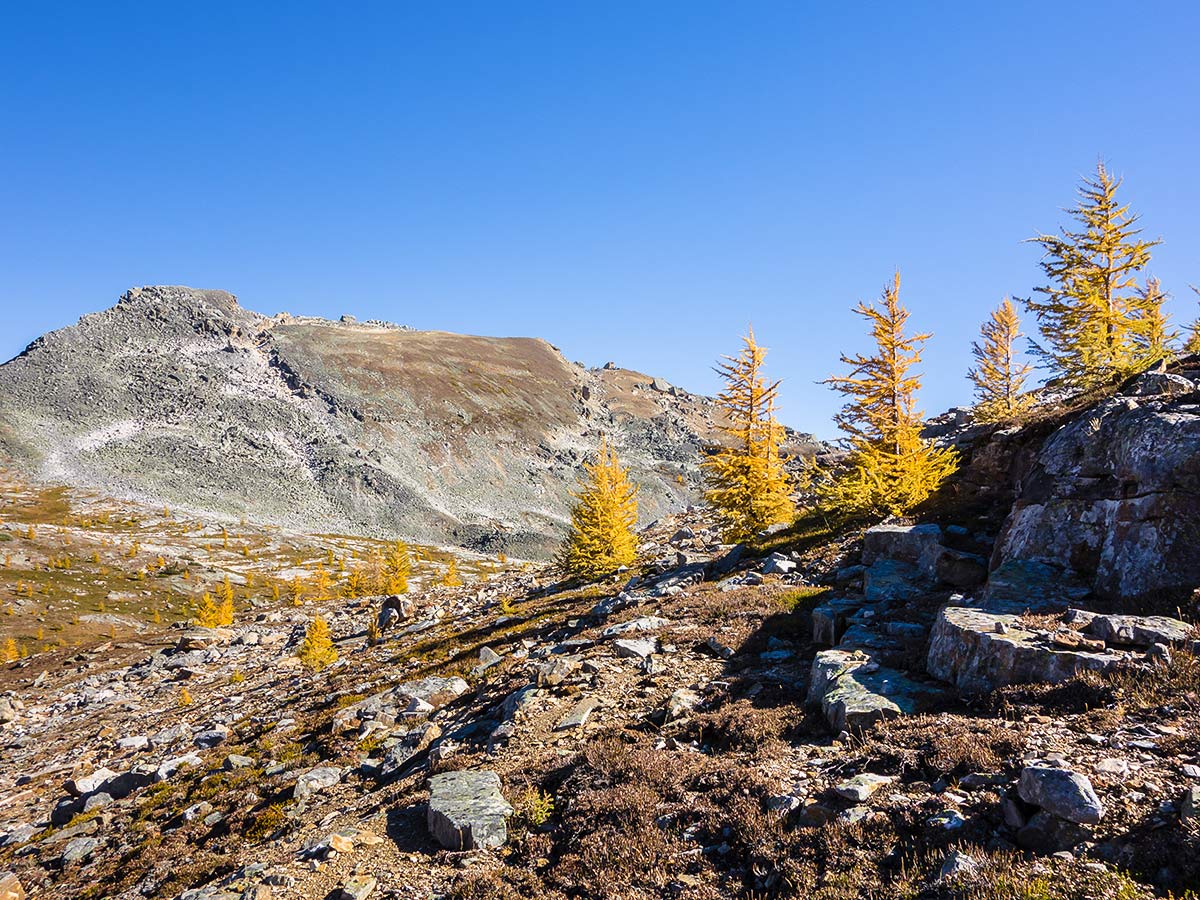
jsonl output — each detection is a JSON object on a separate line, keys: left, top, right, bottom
{"left": 2, "top": 2, "right": 1198, "bottom": 438}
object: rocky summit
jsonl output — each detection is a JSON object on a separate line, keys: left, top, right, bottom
{"left": 0, "top": 286, "right": 819, "bottom": 558}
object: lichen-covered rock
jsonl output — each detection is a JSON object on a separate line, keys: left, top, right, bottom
{"left": 427, "top": 770, "right": 513, "bottom": 850}
{"left": 862, "top": 524, "right": 943, "bottom": 577}
{"left": 294, "top": 766, "right": 342, "bottom": 802}
{"left": 808, "top": 649, "right": 943, "bottom": 732}
{"left": 928, "top": 607, "right": 1123, "bottom": 694}
{"left": 993, "top": 393, "right": 1200, "bottom": 605}
{"left": 1081, "top": 612, "right": 1193, "bottom": 647}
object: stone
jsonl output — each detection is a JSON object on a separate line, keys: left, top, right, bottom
{"left": 935, "top": 548, "right": 988, "bottom": 589}
{"left": 1016, "top": 810, "right": 1089, "bottom": 854}
{"left": 762, "top": 553, "right": 796, "bottom": 575}
{"left": 862, "top": 523, "right": 943, "bottom": 577}
{"left": 1128, "top": 371, "right": 1194, "bottom": 397}
{"left": 225, "top": 754, "right": 255, "bottom": 770}
{"left": 812, "top": 599, "right": 864, "bottom": 646}
{"left": 0, "top": 873, "right": 24, "bottom": 900}
{"left": 427, "top": 770, "right": 513, "bottom": 850}
{"left": 294, "top": 766, "right": 342, "bottom": 802}
{"left": 176, "top": 627, "right": 232, "bottom": 651}
{"left": 938, "top": 850, "right": 979, "bottom": 881}
{"left": 340, "top": 875, "right": 377, "bottom": 900}
{"left": 863, "top": 559, "right": 925, "bottom": 603}
{"left": 476, "top": 646, "right": 503, "bottom": 671}
{"left": 808, "top": 649, "right": 944, "bottom": 733}
{"left": 194, "top": 726, "right": 230, "bottom": 749}
{"left": 834, "top": 773, "right": 894, "bottom": 802}
{"left": 928, "top": 607, "right": 1123, "bottom": 694}
{"left": 66, "top": 766, "right": 118, "bottom": 797}
{"left": 665, "top": 688, "right": 702, "bottom": 721}
{"left": 379, "top": 724, "right": 440, "bottom": 781}
{"left": 993, "top": 395, "right": 1200, "bottom": 604}
{"left": 156, "top": 753, "right": 203, "bottom": 781}
{"left": 1181, "top": 786, "right": 1200, "bottom": 822}
{"left": 1018, "top": 767, "right": 1104, "bottom": 825}
{"left": 117, "top": 735, "right": 149, "bottom": 751}
{"left": 555, "top": 697, "right": 599, "bottom": 731}
{"left": 1082, "top": 613, "right": 1192, "bottom": 648}
{"left": 978, "top": 559, "right": 1090, "bottom": 614}
{"left": 61, "top": 836, "right": 99, "bottom": 864}
{"left": 601, "top": 616, "right": 667, "bottom": 638}
{"left": 613, "top": 638, "right": 657, "bottom": 659}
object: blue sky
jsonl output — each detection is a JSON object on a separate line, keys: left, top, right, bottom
{"left": 2, "top": 2, "right": 1198, "bottom": 438}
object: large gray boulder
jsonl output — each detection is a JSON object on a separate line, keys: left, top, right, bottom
{"left": 808, "top": 649, "right": 944, "bottom": 732}
{"left": 862, "top": 524, "right": 944, "bottom": 577}
{"left": 427, "top": 770, "right": 513, "bottom": 850}
{"left": 1018, "top": 766, "right": 1104, "bottom": 825}
{"left": 993, "top": 393, "right": 1200, "bottom": 605}
{"left": 928, "top": 607, "right": 1123, "bottom": 694}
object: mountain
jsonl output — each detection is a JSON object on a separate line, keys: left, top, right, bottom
{"left": 0, "top": 286, "right": 820, "bottom": 557}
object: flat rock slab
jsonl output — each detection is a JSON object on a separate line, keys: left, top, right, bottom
{"left": 808, "top": 649, "right": 944, "bottom": 733}
{"left": 613, "top": 637, "right": 657, "bottom": 659}
{"left": 555, "top": 697, "right": 599, "bottom": 731}
{"left": 427, "top": 770, "right": 513, "bottom": 850}
{"left": 1079, "top": 611, "right": 1193, "bottom": 647}
{"left": 834, "top": 773, "right": 895, "bottom": 802}
{"left": 862, "top": 523, "right": 943, "bottom": 577}
{"left": 928, "top": 607, "right": 1124, "bottom": 694}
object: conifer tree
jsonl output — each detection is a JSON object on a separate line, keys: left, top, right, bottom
{"left": 195, "top": 592, "right": 220, "bottom": 628}
{"left": 968, "top": 298, "right": 1034, "bottom": 423}
{"left": 385, "top": 540, "right": 411, "bottom": 594}
{"left": 1129, "top": 277, "right": 1176, "bottom": 366}
{"left": 299, "top": 615, "right": 338, "bottom": 670}
{"left": 557, "top": 436, "right": 640, "bottom": 579}
{"left": 441, "top": 558, "right": 463, "bottom": 587}
{"left": 820, "top": 272, "right": 957, "bottom": 516}
{"left": 217, "top": 589, "right": 235, "bottom": 627}
{"left": 1185, "top": 286, "right": 1200, "bottom": 356}
{"left": 1024, "top": 162, "right": 1161, "bottom": 387}
{"left": 2, "top": 637, "right": 16, "bottom": 663}
{"left": 178, "top": 686, "right": 193, "bottom": 707}
{"left": 702, "top": 329, "right": 793, "bottom": 541}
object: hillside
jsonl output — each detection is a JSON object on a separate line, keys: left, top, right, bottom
{"left": 0, "top": 286, "right": 819, "bottom": 558}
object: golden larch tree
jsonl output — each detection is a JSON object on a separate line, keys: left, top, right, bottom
{"left": 1129, "top": 277, "right": 1176, "bottom": 366}
{"left": 217, "top": 577, "right": 235, "bottom": 626}
{"left": 441, "top": 558, "right": 463, "bottom": 587}
{"left": 968, "top": 298, "right": 1034, "bottom": 422}
{"left": 1186, "top": 286, "right": 1200, "bottom": 356}
{"left": 557, "top": 436, "right": 640, "bottom": 579}
{"left": 195, "top": 592, "right": 220, "bottom": 628}
{"left": 299, "top": 615, "right": 338, "bottom": 670}
{"left": 702, "top": 329, "right": 793, "bottom": 541}
{"left": 385, "top": 540, "right": 411, "bottom": 594}
{"left": 1024, "top": 162, "right": 1160, "bottom": 387}
{"left": 820, "top": 272, "right": 957, "bottom": 517}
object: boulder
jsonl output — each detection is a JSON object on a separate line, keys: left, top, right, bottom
{"left": 928, "top": 607, "right": 1123, "bottom": 694}
{"left": 427, "top": 770, "right": 513, "bottom": 850}
{"left": 862, "top": 524, "right": 944, "bottom": 577}
{"left": 808, "top": 649, "right": 943, "bottom": 733}
{"left": 1081, "top": 612, "right": 1192, "bottom": 647}
{"left": 978, "top": 559, "right": 1090, "bottom": 614}
{"left": 1018, "top": 766, "right": 1104, "bottom": 825}
{"left": 993, "top": 394, "right": 1200, "bottom": 605}
{"left": 294, "top": 766, "right": 342, "bottom": 802}
{"left": 863, "top": 559, "right": 925, "bottom": 603}
{"left": 812, "top": 598, "right": 864, "bottom": 646}
{"left": 177, "top": 627, "right": 232, "bottom": 651}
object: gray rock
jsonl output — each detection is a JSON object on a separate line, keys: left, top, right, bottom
{"left": 938, "top": 850, "right": 979, "bottom": 881}
{"left": 928, "top": 607, "right": 1123, "bottom": 694}
{"left": 427, "top": 770, "right": 513, "bottom": 850}
{"left": 834, "top": 773, "right": 894, "bottom": 802}
{"left": 1128, "top": 371, "right": 1194, "bottom": 397}
{"left": 812, "top": 599, "right": 864, "bottom": 646}
{"left": 340, "top": 875, "right": 377, "bottom": 900}
{"left": 601, "top": 616, "right": 667, "bottom": 638}
{"left": 294, "top": 766, "right": 342, "bottom": 802}
{"left": 664, "top": 687, "right": 702, "bottom": 721}
{"left": 613, "top": 638, "right": 657, "bottom": 659}
{"left": 224, "top": 754, "right": 255, "bottom": 771}
{"left": 61, "top": 836, "right": 99, "bottom": 864}
{"left": 862, "top": 523, "right": 943, "bottom": 576}
{"left": 66, "top": 766, "right": 118, "bottom": 797}
{"left": 1018, "top": 766, "right": 1104, "bottom": 825}
{"left": 555, "top": 697, "right": 599, "bottom": 731}
{"left": 1016, "top": 810, "right": 1089, "bottom": 853}
{"left": 762, "top": 553, "right": 796, "bottom": 575}
{"left": 808, "top": 649, "right": 944, "bottom": 732}
{"left": 1082, "top": 612, "right": 1192, "bottom": 647}
{"left": 863, "top": 559, "right": 925, "bottom": 603}
{"left": 1181, "top": 786, "right": 1200, "bottom": 822}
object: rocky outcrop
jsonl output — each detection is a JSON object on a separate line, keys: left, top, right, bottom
{"left": 808, "top": 649, "right": 944, "bottom": 732}
{"left": 992, "top": 371, "right": 1200, "bottom": 606}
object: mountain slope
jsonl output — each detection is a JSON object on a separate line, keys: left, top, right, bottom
{"left": 0, "top": 286, "right": 816, "bottom": 556}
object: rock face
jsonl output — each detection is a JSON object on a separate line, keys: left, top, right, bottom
{"left": 993, "top": 380, "right": 1200, "bottom": 605}
{"left": 0, "top": 286, "right": 828, "bottom": 556}
{"left": 927, "top": 607, "right": 1123, "bottom": 694}
{"left": 427, "top": 770, "right": 513, "bottom": 850}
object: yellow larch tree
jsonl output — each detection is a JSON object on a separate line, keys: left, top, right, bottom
{"left": 385, "top": 540, "right": 411, "bottom": 594}
{"left": 1186, "top": 286, "right": 1200, "bottom": 356}
{"left": 1129, "top": 277, "right": 1177, "bottom": 366}
{"left": 217, "top": 576, "right": 235, "bottom": 626}
{"left": 299, "top": 615, "right": 338, "bottom": 670}
{"left": 3, "top": 638, "right": 17, "bottom": 662}
{"left": 441, "top": 558, "right": 463, "bottom": 587}
{"left": 1024, "top": 162, "right": 1161, "bottom": 387}
{"left": 702, "top": 329, "right": 793, "bottom": 541}
{"left": 195, "top": 592, "right": 220, "bottom": 628}
{"left": 820, "top": 272, "right": 958, "bottom": 517}
{"left": 968, "top": 298, "right": 1034, "bottom": 423}
{"left": 557, "top": 436, "right": 640, "bottom": 580}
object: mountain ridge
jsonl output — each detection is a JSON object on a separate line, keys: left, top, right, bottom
{"left": 0, "top": 285, "right": 821, "bottom": 557}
